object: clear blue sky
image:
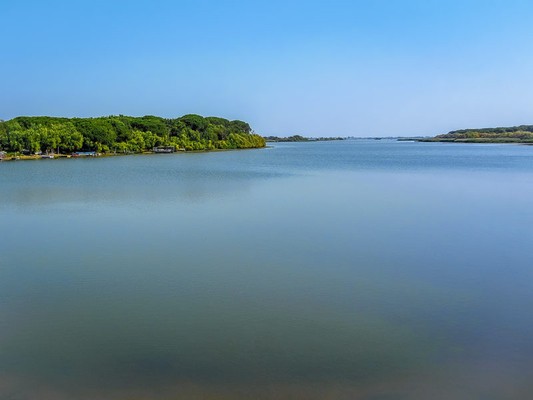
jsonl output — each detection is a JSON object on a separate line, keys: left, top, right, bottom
{"left": 2, "top": 0, "right": 533, "bottom": 136}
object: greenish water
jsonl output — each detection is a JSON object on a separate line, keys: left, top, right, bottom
{"left": 1, "top": 141, "right": 533, "bottom": 399}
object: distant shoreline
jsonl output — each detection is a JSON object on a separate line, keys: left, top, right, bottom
{"left": 264, "top": 135, "right": 345, "bottom": 142}
{"left": 409, "top": 124, "right": 533, "bottom": 145}
{"left": 414, "top": 138, "right": 533, "bottom": 145}
{"left": 0, "top": 146, "right": 265, "bottom": 162}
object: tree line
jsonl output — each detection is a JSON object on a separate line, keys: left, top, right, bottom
{"left": 0, "top": 114, "right": 266, "bottom": 154}
{"left": 435, "top": 125, "right": 533, "bottom": 142}
{"left": 264, "top": 135, "right": 344, "bottom": 142}
{"left": 447, "top": 125, "right": 533, "bottom": 135}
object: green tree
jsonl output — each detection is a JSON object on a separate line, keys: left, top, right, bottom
{"left": 230, "top": 120, "right": 251, "bottom": 134}
{"left": 179, "top": 114, "right": 208, "bottom": 133}
{"left": 21, "top": 127, "right": 39, "bottom": 152}
{"left": 0, "top": 120, "right": 9, "bottom": 150}
{"left": 57, "top": 123, "right": 83, "bottom": 152}
{"left": 0, "top": 114, "right": 265, "bottom": 153}
{"left": 7, "top": 129, "right": 26, "bottom": 152}
{"left": 41, "top": 125, "right": 60, "bottom": 152}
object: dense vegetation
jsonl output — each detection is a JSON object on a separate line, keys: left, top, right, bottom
{"left": 422, "top": 125, "right": 533, "bottom": 143}
{"left": 265, "top": 135, "right": 344, "bottom": 142}
{"left": 0, "top": 114, "right": 265, "bottom": 154}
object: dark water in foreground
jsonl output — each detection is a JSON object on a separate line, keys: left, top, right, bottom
{"left": 1, "top": 140, "right": 533, "bottom": 399}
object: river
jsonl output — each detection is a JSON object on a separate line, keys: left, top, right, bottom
{"left": 1, "top": 140, "right": 533, "bottom": 399}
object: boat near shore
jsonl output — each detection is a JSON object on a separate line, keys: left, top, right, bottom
{"left": 72, "top": 151, "right": 98, "bottom": 157}
{"left": 153, "top": 146, "right": 176, "bottom": 153}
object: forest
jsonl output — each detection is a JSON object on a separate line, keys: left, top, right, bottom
{"left": 422, "top": 125, "right": 533, "bottom": 143}
{"left": 0, "top": 114, "right": 266, "bottom": 154}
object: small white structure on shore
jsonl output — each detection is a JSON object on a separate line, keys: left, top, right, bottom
{"left": 153, "top": 146, "right": 175, "bottom": 153}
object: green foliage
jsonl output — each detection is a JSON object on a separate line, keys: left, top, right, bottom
{"left": 179, "top": 114, "right": 208, "bottom": 133}
{"left": 128, "top": 115, "right": 168, "bottom": 138}
{"left": 433, "top": 125, "right": 533, "bottom": 142}
{"left": 0, "top": 114, "right": 265, "bottom": 153}
{"left": 56, "top": 123, "right": 84, "bottom": 152}
{"left": 430, "top": 125, "right": 533, "bottom": 143}
{"left": 264, "top": 135, "right": 344, "bottom": 142}
{"left": 0, "top": 120, "right": 8, "bottom": 150}
{"left": 229, "top": 120, "right": 251, "bottom": 134}
{"left": 72, "top": 118, "right": 117, "bottom": 148}
{"left": 447, "top": 125, "right": 533, "bottom": 136}
{"left": 265, "top": 135, "right": 309, "bottom": 142}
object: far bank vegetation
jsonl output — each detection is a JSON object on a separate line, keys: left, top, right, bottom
{"left": 264, "top": 135, "right": 344, "bottom": 142}
{"left": 421, "top": 125, "right": 533, "bottom": 143}
{"left": 0, "top": 114, "right": 266, "bottom": 155}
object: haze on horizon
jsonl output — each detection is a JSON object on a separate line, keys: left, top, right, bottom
{"left": 2, "top": 0, "right": 533, "bottom": 137}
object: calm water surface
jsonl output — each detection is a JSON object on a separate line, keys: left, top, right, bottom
{"left": 1, "top": 141, "right": 533, "bottom": 399}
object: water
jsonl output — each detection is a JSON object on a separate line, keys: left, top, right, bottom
{"left": 1, "top": 140, "right": 533, "bottom": 399}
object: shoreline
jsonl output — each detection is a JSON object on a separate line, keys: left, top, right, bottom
{"left": 0, "top": 146, "right": 265, "bottom": 162}
{"left": 414, "top": 138, "right": 533, "bottom": 145}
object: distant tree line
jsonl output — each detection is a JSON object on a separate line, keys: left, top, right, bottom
{"left": 429, "top": 125, "right": 533, "bottom": 142}
{"left": 264, "top": 135, "right": 344, "bottom": 142}
{"left": 0, "top": 114, "right": 266, "bottom": 153}
{"left": 447, "top": 125, "right": 533, "bottom": 135}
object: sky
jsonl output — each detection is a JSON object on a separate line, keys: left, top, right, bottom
{"left": 2, "top": 0, "right": 533, "bottom": 137}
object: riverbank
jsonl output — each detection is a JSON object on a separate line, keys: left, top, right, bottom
{"left": 1, "top": 153, "right": 106, "bottom": 161}
{"left": 0, "top": 114, "right": 266, "bottom": 156}
{"left": 264, "top": 135, "right": 345, "bottom": 142}
{"left": 414, "top": 138, "right": 533, "bottom": 144}
{"left": 414, "top": 124, "right": 533, "bottom": 144}
{"left": 0, "top": 146, "right": 267, "bottom": 162}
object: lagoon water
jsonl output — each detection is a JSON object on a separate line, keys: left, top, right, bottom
{"left": 1, "top": 140, "right": 533, "bottom": 399}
